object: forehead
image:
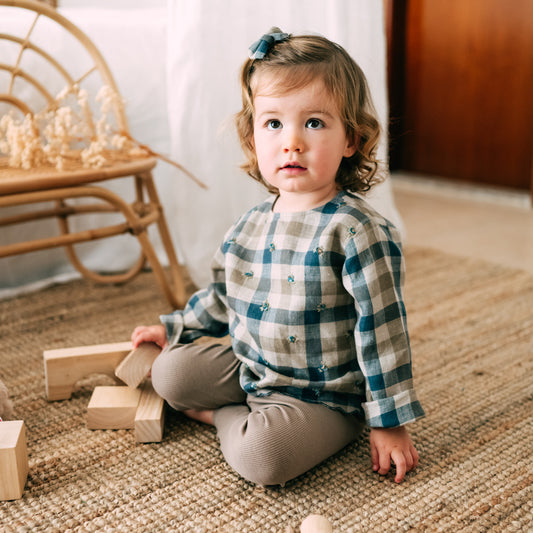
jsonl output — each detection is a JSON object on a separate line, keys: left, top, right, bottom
{"left": 251, "top": 67, "right": 327, "bottom": 97}
{"left": 252, "top": 72, "right": 338, "bottom": 112}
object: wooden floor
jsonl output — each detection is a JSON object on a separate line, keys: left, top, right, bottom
{"left": 391, "top": 173, "right": 533, "bottom": 274}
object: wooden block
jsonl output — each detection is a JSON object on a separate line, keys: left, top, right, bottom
{"left": 135, "top": 380, "right": 165, "bottom": 443}
{"left": 114, "top": 342, "right": 161, "bottom": 389}
{"left": 0, "top": 421, "right": 29, "bottom": 500}
{"left": 43, "top": 342, "right": 132, "bottom": 401}
{"left": 87, "top": 386, "right": 141, "bottom": 430}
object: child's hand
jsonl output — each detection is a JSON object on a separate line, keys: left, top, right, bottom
{"left": 131, "top": 325, "right": 168, "bottom": 349}
{"left": 369, "top": 426, "right": 419, "bottom": 483}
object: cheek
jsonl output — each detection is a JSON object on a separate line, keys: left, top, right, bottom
{"left": 254, "top": 132, "right": 274, "bottom": 162}
{"left": 312, "top": 142, "right": 347, "bottom": 176}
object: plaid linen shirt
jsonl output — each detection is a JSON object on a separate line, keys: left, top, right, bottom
{"left": 161, "top": 190, "right": 424, "bottom": 427}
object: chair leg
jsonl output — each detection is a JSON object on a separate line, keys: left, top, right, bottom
{"left": 133, "top": 229, "right": 185, "bottom": 309}
{"left": 140, "top": 173, "right": 188, "bottom": 308}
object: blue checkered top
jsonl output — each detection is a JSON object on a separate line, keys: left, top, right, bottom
{"left": 161, "top": 190, "right": 425, "bottom": 427}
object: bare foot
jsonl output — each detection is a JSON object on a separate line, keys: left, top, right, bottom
{"left": 183, "top": 409, "right": 215, "bottom": 426}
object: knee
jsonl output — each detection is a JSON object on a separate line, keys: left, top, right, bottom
{"left": 235, "top": 449, "right": 294, "bottom": 487}
{"left": 150, "top": 344, "right": 196, "bottom": 409}
{"left": 225, "top": 443, "right": 294, "bottom": 487}
{"left": 218, "top": 418, "right": 297, "bottom": 486}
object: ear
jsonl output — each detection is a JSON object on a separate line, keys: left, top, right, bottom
{"left": 343, "top": 133, "right": 359, "bottom": 158}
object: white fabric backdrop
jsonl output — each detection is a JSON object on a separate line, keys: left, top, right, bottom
{"left": 166, "top": 0, "right": 403, "bottom": 288}
{"left": 0, "top": 0, "right": 402, "bottom": 297}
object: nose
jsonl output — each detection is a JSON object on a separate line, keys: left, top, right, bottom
{"left": 283, "top": 128, "right": 303, "bottom": 153}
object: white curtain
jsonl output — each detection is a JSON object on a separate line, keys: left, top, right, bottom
{"left": 166, "top": 0, "right": 402, "bottom": 288}
{"left": 0, "top": 0, "right": 401, "bottom": 297}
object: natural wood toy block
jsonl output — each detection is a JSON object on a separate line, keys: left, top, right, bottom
{"left": 87, "top": 386, "right": 141, "bottom": 430}
{"left": 114, "top": 342, "right": 161, "bottom": 389}
{"left": 43, "top": 342, "right": 132, "bottom": 401}
{"left": 0, "top": 421, "right": 29, "bottom": 501}
{"left": 135, "top": 380, "right": 165, "bottom": 443}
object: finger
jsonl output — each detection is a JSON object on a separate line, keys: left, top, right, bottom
{"left": 391, "top": 450, "right": 407, "bottom": 483}
{"left": 377, "top": 452, "right": 391, "bottom": 476}
{"left": 131, "top": 326, "right": 146, "bottom": 344}
{"left": 404, "top": 448, "right": 415, "bottom": 472}
{"left": 411, "top": 445, "right": 420, "bottom": 470}
{"left": 370, "top": 442, "right": 380, "bottom": 471}
{"left": 132, "top": 329, "right": 153, "bottom": 348}
{"left": 131, "top": 330, "right": 141, "bottom": 346}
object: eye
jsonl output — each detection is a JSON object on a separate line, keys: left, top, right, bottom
{"left": 306, "top": 118, "right": 324, "bottom": 129}
{"left": 266, "top": 119, "right": 282, "bottom": 130}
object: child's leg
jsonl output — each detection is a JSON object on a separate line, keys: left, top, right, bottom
{"left": 213, "top": 392, "right": 362, "bottom": 486}
{"left": 151, "top": 342, "right": 246, "bottom": 411}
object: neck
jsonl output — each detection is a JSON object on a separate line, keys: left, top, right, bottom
{"left": 273, "top": 188, "right": 340, "bottom": 213}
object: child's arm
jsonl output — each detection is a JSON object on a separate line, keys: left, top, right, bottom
{"left": 369, "top": 426, "right": 419, "bottom": 483}
{"left": 131, "top": 325, "right": 168, "bottom": 349}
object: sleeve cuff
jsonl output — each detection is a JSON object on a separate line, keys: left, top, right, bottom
{"left": 363, "top": 389, "right": 425, "bottom": 427}
{"left": 159, "top": 312, "right": 185, "bottom": 346}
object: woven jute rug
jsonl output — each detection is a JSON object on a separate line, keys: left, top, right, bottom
{"left": 1, "top": 246, "right": 532, "bottom": 532}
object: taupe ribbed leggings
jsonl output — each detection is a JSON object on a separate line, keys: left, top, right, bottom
{"left": 151, "top": 342, "right": 362, "bottom": 486}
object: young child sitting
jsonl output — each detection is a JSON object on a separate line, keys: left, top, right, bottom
{"left": 132, "top": 28, "right": 425, "bottom": 486}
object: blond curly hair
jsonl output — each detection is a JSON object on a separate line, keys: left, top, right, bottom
{"left": 235, "top": 32, "right": 382, "bottom": 194}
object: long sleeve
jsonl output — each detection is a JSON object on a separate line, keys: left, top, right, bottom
{"left": 160, "top": 246, "right": 229, "bottom": 345}
{"left": 158, "top": 191, "right": 424, "bottom": 419}
{"left": 342, "top": 218, "right": 424, "bottom": 427}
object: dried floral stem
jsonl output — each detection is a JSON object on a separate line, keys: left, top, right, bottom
{"left": 120, "top": 132, "right": 207, "bottom": 190}
{"left": 1, "top": 84, "right": 206, "bottom": 190}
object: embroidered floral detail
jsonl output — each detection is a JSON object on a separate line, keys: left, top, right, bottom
{"left": 348, "top": 227, "right": 356, "bottom": 236}
{"left": 336, "top": 200, "right": 347, "bottom": 208}
{"left": 227, "top": 237, "right": 236, "bottom": 244}
{"left": 319, "top": 361, "right": 328, "bottom": 372}
{"left": 269, "top": 243, "right": 276, "bottom": 252}
{"left": 314, "top": 246, "right": 324, "bottom": 255}
{"left": 316, "top": 303, "right": 326, "bottom": 312}
{"left": 287, "top": 274, "right": 295, "bottom": 283}
{"left": 288, "top": 335, "right": 297, "bottom": 344}
{"left": 244, "top": 271, "right": 254, "bottom": 278}
{"left": 260, "top": 301, "right": 270, "bottom": 312}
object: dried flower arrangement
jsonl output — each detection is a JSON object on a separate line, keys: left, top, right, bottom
{"left": 0, "top": 84, "right": 206, "bottom": 188}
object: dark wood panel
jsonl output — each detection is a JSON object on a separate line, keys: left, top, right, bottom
{"left": 388, "top": 0, "right": 533, "bottom": 193}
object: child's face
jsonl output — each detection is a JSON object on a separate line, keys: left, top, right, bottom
{"left": 252, "top": 76, "right": 355, "bottom": 210}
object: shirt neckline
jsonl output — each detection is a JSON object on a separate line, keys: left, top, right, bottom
{"left": 269, "top": 190, "right": 348, "bottom": 216}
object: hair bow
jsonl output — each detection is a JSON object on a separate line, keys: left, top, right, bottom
{"left": 248, "top": 28, "right": 290, "bottom": 60}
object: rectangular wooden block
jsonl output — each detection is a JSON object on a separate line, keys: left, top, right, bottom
{"left": 87, "top": 386, "right": 141, "bottom": 430}
{"left": 135, "top": 380, "right": 165, "bottom": 443}
{"left": 0, "top": 421, "right": 29, "bottom": 500}
{"left": 44, "top": 342, "right": 132, "bottom": 401}
{"left": 114, "top": 342, "right": 161, "bottom": 389}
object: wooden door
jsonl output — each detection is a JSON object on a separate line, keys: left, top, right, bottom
{"left": 386, "top": 0, "right": 533, "bottom": 197}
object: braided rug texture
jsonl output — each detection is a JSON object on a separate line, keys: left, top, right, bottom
{"left": 0, "top": 247, "right": 532, "bottom": 532}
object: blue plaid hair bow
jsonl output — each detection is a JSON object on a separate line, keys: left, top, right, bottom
{"left": 248, "top": 28, "right": 290, "bottom": 60}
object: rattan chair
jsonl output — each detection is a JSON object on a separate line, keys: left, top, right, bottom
{"left": 0, "top": 0, "right": 187, "bottom": 308}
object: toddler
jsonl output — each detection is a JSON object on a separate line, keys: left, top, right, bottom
{"left": 132, "top": 28, "right": 425, "bottom": 486}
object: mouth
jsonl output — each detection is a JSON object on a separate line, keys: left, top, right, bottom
{"left": 281, "top": 162, "right": 307, "bottom": 171}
